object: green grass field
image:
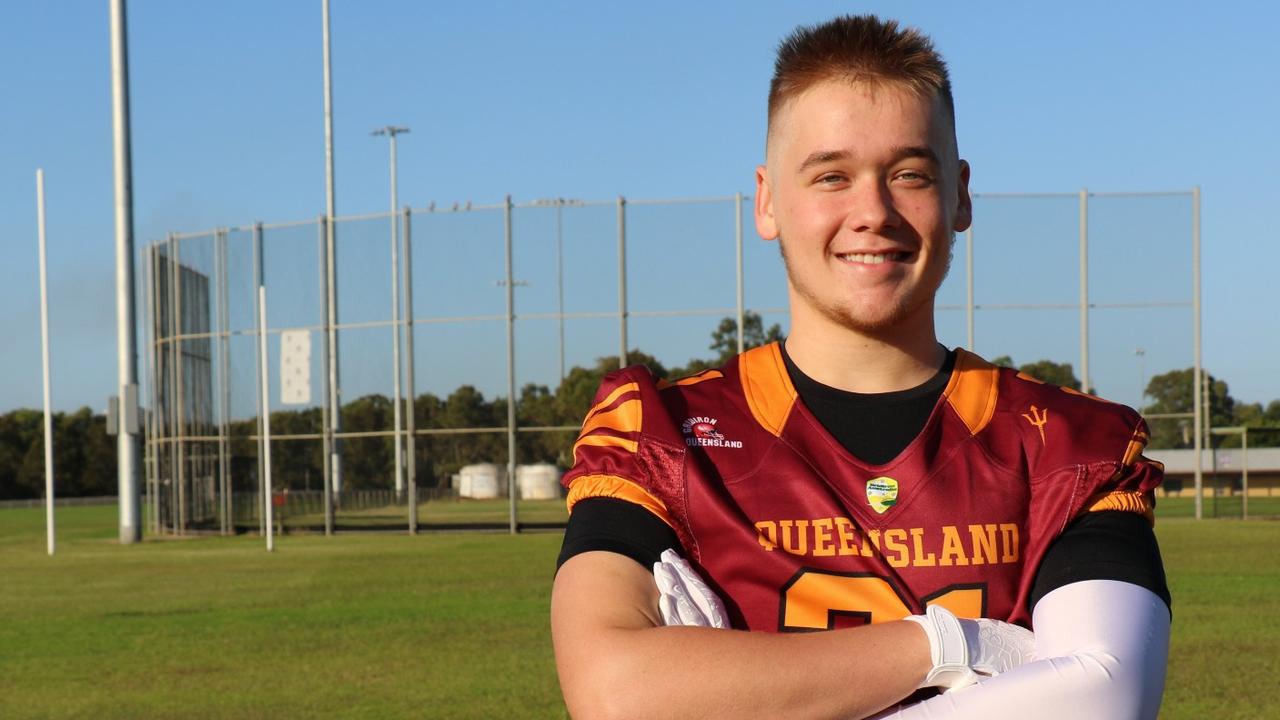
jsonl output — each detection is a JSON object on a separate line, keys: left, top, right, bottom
{"left": 2, "top": 504, "right": 1277, "bottom": 719}
{"left": 1155, "top": 493, "right": 1280, "bottom": 520}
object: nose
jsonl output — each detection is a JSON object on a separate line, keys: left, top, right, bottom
{"left": 844, "top": 178, "right": 901, "bottom": 234}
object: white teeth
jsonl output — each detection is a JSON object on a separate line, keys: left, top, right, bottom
{"left": 839, "top": 252, "right": 903, "bottom": 264}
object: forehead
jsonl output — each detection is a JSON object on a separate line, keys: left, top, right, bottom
{"left": 767, "top": 79, "right": 954, "bottom": 162}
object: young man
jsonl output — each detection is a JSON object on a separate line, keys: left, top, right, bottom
{"left": 552, "top": 15, "right": 1170, "bottom": 719}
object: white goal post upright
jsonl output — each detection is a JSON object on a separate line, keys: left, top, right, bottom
{"left": 37, "top": 169, "right": 56, "bottom": 556}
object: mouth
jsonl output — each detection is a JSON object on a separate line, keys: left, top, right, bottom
{"left": 835, "top": 251, "right": 912, "bottom": 265}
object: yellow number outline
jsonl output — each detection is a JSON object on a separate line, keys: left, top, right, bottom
{"left": 779, "top": 568, "right": 988, "bottom": 631}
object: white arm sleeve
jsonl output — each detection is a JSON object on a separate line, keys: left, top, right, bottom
{"left": 868, "top": 579, "right": 1170, "bottom": 720}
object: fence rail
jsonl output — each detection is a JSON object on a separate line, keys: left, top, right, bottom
{"left": 142, "top": 189, "right": 1205, "bottom": 536}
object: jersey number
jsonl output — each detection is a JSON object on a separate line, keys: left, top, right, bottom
{"left": 780, "top": 570, "right": 987, "bottom": 631}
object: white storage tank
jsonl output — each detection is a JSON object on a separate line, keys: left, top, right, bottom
{"left": 517, "top": 463, "right": 562, "bottom": 500}
{"left": 458, "top": 463, "right": 508, "bottom": 499}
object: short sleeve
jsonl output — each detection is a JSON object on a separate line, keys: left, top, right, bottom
{"left": 1029, "top": 510, "right": 1171, "bottom": 613}
{"left": 555, "top": 497, "right": 682, "bottom": 573}
{"left": 561, "top": 366, "right": 695, "bottom": 552}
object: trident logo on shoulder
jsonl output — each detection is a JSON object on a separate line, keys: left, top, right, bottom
{"left": 1022, "top": 405, "right": 1049, "bottom": 445}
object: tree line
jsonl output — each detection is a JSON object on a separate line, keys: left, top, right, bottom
{"left": 3, "top": 315, "right": 1276, "bottom": 499}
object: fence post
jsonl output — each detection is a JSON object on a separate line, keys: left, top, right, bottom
{"left": 505, "top": 195, "right": 519, "bottom": 534}
{"left": 557, "top": 199, "right": 566, "bottom": 382}
{"left": 1078, "top": 188, "right": 1090, "bottom": 394}
{"left": 309, "top": 217, "right": 330, "bottom": 532}
{"left": 142, "top": 240, "right": 154, "bottom": 532}
{"left": 617, "top": 196, "right": 628, "bottom": 367}
{"left": 966, "top": 226, "right": 975, "bottom": 352}
{"left": 390, "top": 204, "right": 404, "bottom": 503}
{"left": 165, "top": 234, "right": 179, "bottom": 534}
{"left": 143, "top": 242, "right": 158, "bottom": 535}
{"left": 252, "top": 223, "right": 264, "bottom": 536}
{"left": 173, "top": 233, "right": 187, "bottom": 535}
{"left": 1192, "top": 186, "right": 1203, "bottom": 521}
{"left": 735, "top": 192, "right": 745, "bottom": 355}
{"left": 325, "top": 210, "right": 344, "bottom": 519}
{"left": 403, "top": 207, "right": 418, "bottom": 534}
{"left": 216, "top": 228, "right": 232, "bottom": 535}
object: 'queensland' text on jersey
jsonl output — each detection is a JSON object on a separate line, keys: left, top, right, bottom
{"left": 562, "top": 344, "right": 1161, "bottom": 630}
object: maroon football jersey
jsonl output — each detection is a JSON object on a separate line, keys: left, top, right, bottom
{"left": 562, "top": 343, "right": 1161, "bottom": 630}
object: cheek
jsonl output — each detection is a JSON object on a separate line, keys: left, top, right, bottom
{"left": 898, "top": 201, "right": 948, "bottom": 243}
{"left": 782, "top": 193, "right": 842, "bottom": 232}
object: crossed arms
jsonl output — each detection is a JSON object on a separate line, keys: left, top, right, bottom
{"left": 553, "top": 549, "right": 934, "bottom": 720}
{"left": 551, "top": 514, "right": 1171, "bottom": 720}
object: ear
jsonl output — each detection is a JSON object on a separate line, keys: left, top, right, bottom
{"left": 754, "top": 164, "right": 779, "bottom": 241}
{"left": 952, "top": 159, "right": 972, "bottom": 233}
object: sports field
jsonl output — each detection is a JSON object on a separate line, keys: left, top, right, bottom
{"left": 2, "top": 504, "right": 1277, "bottom": 719}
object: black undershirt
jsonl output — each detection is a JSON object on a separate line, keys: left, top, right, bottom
{"left": 780, "top": 343, "right": 956, "bottom": 466}
{"left": 557, "top": 346, "right": 1170, "bottom": 614}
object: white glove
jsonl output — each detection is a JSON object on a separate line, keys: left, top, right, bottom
{"left": 653, "top": 549, "right": 730, "bottom": 629}
{"left": 903, "top": 604, "right": 1035, "bottom": 690}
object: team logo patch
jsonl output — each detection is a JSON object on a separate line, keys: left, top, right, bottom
{"left": 681, "top": 416, "right": 743, "bottom": 449}
{"left": 865, "top": 476, "right": 899, "bottom": 514}
{"left": 1021, "top": 405, "right": 1049, "bottom": 446}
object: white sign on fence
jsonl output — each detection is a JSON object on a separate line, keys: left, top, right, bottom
{"left": 280, "top": 329, "right": 312, "bottom": 405}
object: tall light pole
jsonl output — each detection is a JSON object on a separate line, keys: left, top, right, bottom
{"left": 372, "top": 125, "right": 409, "bottom": 499}
{"left": 321, "top": 0, "right": 342, "bottom": 524}
{"left": 532, "top": 197, "right": 584, "bottom": 382}
{"left": 110, "top": 0, "right": 141, "bottom": 544}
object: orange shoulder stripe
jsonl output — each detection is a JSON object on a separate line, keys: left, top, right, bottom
{"left": 1059, "top": 385, "right": 1116, "bottom": 404}
{"left": 1085, "top": 489, "right": 1155, "bottom": 525}
{"left": 1122, "top": 431, "right": 1149, "bottom": 467}
{"left": 571, "top": 434, "right": 639, "bottom": 464}
{"left": 586, "top": 382, "right": 640, "bottom": 421}
{"left": 579, "top": 399, "right": 642, "bottom": 438}
{"left": 944, "top": 349, "right": 999, "bottom": 436}
{"left": 566, "top": 474, "right": 675, "bottom": 529}
{"left": 738, "top": 343, "right": 797, "bottom": 437}
{"left": 657, "top": 370, "right": 724, "bottom": 390}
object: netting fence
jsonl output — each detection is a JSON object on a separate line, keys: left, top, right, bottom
{"left": 143, "top": 189, "right": 1203, "bottom": 536}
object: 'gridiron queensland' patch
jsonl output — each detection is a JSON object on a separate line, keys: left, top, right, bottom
{"left": 681, "top": 416, "right": 744, "bottom": 449}
{"left": 865, "top": 476, "right": 899, "bottom": 514}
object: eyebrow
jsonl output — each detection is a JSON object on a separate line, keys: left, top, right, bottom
{"left": 797, "top": 150, "right": 850, "bottom": 174}
{"left": 892, "top": 145, "right": 941, "bottom": 164}
{"left": 795, "top": 145, "right": 941, "bottom": 174}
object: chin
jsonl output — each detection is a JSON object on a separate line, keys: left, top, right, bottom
{"left": 831, "top": 311, "right": 907, "bottom": 334}
{"left": 824, "top": 296, "right": 928, "bottom": 335}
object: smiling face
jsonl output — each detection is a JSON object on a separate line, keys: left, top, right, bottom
{"left": 755, "top": 79, "right": 971, "bottom": 339}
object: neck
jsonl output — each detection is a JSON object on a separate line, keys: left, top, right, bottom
{"left": 785, "top": 302, "right": 946, "bottom": 394}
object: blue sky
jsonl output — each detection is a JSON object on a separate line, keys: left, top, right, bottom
{"left": 2, "top": 0, "right": 1276, "bottom": 417}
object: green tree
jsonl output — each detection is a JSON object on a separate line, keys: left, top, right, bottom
{"left": 422, "top": 385, "right": 508, "bottom": 483}
{"left": 1015, "top": 360, "right": 1082, "bottom": 391}
{"left": 985, "top": 356, "right": 1081, "bottom": 390}
{"left": 339, "top": 395, "right": 394, "bottom": 490}
{"left": 670, "top": 311, "right": 784, "bottom": 377}
{"left": 0, "top": 410, "right": 42, "bottom": 499}
{"left": 517, "top": 383, "right": 574, "bottom": 468}
{"left": 1143, "top": 368, "right": 1235, "bottom": 449}
{"left": 53, "top": 408, "right": 115, "bottom": 497}
{"left": 410, "top": 392, "right": 444, "bottom": 487}
{"left": 554, "top": 350, "right": 668, "bottom": 424}
{"left": 269, "top": 407, "right": 323, "bottom": 491}
{"left": 708, "top": 311, "right": 785, "bottom": 364}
